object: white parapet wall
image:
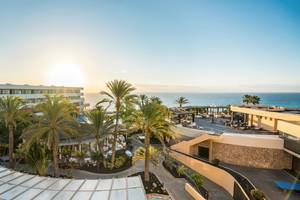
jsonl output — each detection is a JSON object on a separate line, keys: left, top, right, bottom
{"left": 185, "top": 183, "right": 206, "bottom": 200}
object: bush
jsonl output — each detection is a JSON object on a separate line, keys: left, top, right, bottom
{"left": 211, "top": 159, "right": 220, "bottom": 166}
{"left": 251, "top": 189, "right": 266, "bottom": 200}
{"left": 115, "top": 155, "right": 127, "bottom": 168}
{"left": 90, "top": 151, "right": 103, "bottom": 163}
{"left": 74, "top": 151, "right": 86, "bottom": 167}
{"left": 190, "top": 173, "right": 204, "bottom": 188}
{"left": 26, "top": 142, "right": 49, "bottom": 176}
{"left": 176, "top": 165, "right": 186, "bottom": 176}
{"left": 105, "top": 154, "right": 127, "bottom": 169}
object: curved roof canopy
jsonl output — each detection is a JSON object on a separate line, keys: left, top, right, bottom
{"left": 0, "top": 166, "right": 146, "bottom": 200}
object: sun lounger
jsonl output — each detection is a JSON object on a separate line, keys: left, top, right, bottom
{"left": 274, "top": 181, "right": 300, "bottom": 191}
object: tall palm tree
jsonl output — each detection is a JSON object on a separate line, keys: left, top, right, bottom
{"left": 22, "top": 95, "right": 78, "bottom": 177}
{"left": 251, "top": 95, "right": 261, "bottom": 105}
{"left": 133, "top": 145, "right": 159, "bottom": 166}
{"left": 85, "top": 107, "right": 114, "bottom": 168}
{"left": 132, "top": 98, "right": 173, "bottom": 181}
{"left": 243, "top": 95, "right": 261, "bottom": 105}
{"left": 149, "top": 96, "right": 162, "bottom": 104}
{"left": 242, "top": 95, "right": 251, "bottom": 105}
{"left": 99, "top": 80, "right": 135, "bottom": 168}
{"left": 175, "top": 96, "right": 189, "bottom": 108}
{"left": 0, "top": 96, "right": 25, "bottom": 168}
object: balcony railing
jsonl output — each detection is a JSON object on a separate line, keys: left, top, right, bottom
{"left": 284, "top": 137, "right": 300, "bottom": 155}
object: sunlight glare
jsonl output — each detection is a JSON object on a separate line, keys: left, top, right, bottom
{"left": 47, "top": 63, "right": 84, "bottom": 87}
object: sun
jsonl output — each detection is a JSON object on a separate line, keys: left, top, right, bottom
{"left": 46, "top": 63, "right": 85, "bottom": 87}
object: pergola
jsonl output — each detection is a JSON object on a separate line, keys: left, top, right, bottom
{"left": 0, "top": 166, "right": 146, "bottom": 200}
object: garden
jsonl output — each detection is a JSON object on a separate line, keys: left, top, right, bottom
{"left": 0, "top": 80, "right": 178, "bottom": 199}
{"left": 163, "top": 156, "right": 209, "bottom": 199}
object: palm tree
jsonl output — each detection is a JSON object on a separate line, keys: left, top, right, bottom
{"left": 133, "top": 145, "right": 159, "bottom": 166}
{"left": 149, "top": 96, "right": 162, "bottom": 104}
{"left": 85, "top": 107, "right": 114, "bottom": 168}
{"left": 132, "top": 98, "right": 173, "bottom": 181}
{"left": 242, "top": 95, "right": 252, "bottom": 105}
{"left": 22, "top": 95, "right": 78, "bottom": 177}
{"left": 243, "top": 95, "right": 261, "bottom": 105}
{"left": 99, "top": 80, "right": 135, "bottom": 168}
{"left": 251, "top": 95, "right": 261, "bottom": 105}
{"left": 175, "top": 96, "right": 189, "bottom": 108}
{"left": 0, "top": 96, "right": 25, "bottom": 168}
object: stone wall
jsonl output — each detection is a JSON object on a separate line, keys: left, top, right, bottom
{"left": 212, "top": 142, "right": 292, "bottom": 169}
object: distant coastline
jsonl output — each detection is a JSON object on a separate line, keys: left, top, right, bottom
{"left": 84, "top": 92, "right": 300, "bottom": 109}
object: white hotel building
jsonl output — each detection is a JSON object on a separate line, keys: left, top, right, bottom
{"left": 0, "top": 83, "right": 84, "bottom": 111}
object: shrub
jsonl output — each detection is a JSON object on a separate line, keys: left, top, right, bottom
{"left": 105, "top": 154, "right": 127, "bottom": 169}
{"left": 251, "top": 189, "right": 266, "bottom": 200}
{"left": 26, "top": 142, "right": 49, "bottom": 176}
{"left": 115, "top": 155, "right": 127, "bottom": 168}
{"left": 211, "top": 159, "right": 220, "bottom": 166}
{"left": 176, "top": 165, "right": 186, "bottom": 176}
{"left": 90, "top": 151, "right": 103, "bottom": 163}
{"left": 74, "top": 151, "right": 86, "bottom": 167}
{"left": 190, "top": 173, "right": 204, "bottom": 188}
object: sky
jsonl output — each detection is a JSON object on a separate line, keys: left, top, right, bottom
{"left": 0, "top": 0, "right": 300, "bottom": 93}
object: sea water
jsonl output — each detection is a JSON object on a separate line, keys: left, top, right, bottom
{"left": 85, "top": 93, "right": 300, "bottom": 109}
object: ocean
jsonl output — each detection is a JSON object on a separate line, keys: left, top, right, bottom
{"left": 84, "top": 93, "right": 300, "bottom": 109}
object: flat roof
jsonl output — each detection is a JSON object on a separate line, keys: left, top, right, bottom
{"left": 0, "top": 83, "right": 83, "bottom": 90}
{"left": 0, "top": 166, "right": 146, "bottom": 200}
{"left": 233, "top": 105, "right": 300, "bottom": 115}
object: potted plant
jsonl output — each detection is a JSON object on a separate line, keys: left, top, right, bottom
{"left": 251, "top": 189, "right": 266, "bottom": 200}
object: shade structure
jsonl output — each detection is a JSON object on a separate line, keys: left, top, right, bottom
{"left": 0, "top": 166, "right": 146, "bottom": 200}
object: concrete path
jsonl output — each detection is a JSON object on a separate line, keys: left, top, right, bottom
{"left": 67, "top": 160, "right": 232, "bottom": 200}
{"left": 225, "top": 164, "right": 300, "bottom": 200}
{"left": 65, "top": 135, "right": 232, "bottom": 200}
{"left": 150, "top": 163, "right": 194, "bottom": 200}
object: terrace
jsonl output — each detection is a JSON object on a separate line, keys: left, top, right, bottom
{"left": 170, "top": 107, "right": 300, "bottom": 200}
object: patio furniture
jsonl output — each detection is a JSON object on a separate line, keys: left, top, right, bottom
{"left": 274, "top": 181, "right": 300, "bottom": 191}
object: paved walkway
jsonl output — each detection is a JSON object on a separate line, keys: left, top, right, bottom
{"left": 64, "top": 136, "right": 232, "bottom": 200}
{"left": 226, "top": 164, "right": 300, "bottom": 200}
{"left": 67, "top": 160, "right": 232, "bottom": 200}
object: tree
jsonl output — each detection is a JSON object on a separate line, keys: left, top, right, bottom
{"left": 26, "top": 141, "right": 49, "bottom": 176}
{"left": 243, "top": 95, "right": 261, "bottom": 105}
{"left": 242, "top": 95, "right": 251, "bottom": 105}
{"left": 85, "top": 107, "right": 114, "bottom": 168}
{"left": 149, "top": 96, "right": 162, "bottom": 104}
{"left": 99, "top": 80, "right": 135, "bottom": 168}
{"left": 132, "top": 97, "right": 174, "bottom": 181}
{"left": 0, "top": 96, "right": 26, "bottom": 168}
{"left": 22, "top": 95, "right": 78, "bottom": 177}
{"left": 132, "top": 145, "right": 159, "bottom": 166}
{"left": 251, "top": 95, "right": 261, "bottom": 105}
{"left": 175, "top": 96, "right": 189, "bottom": 108}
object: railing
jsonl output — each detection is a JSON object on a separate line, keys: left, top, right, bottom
{"left": 169, "top": 149, "right": 256, "bottom": 200}
{"left": 284, "top": 137, "right": 300, "bottom": 155}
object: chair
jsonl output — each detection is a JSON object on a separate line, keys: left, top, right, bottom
{"left": 274, "top": 181, "right": 300, "bottom": 191}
